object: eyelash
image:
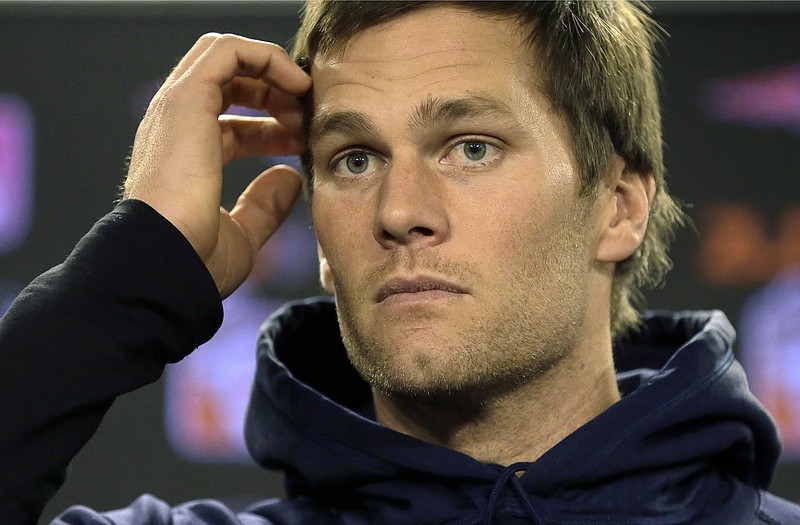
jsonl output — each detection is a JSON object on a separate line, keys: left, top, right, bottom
{"left": 440, "top": 136, "right": 504, "bottom": 170}
{"left": 329, "top": 148, "right": 383, "bottom": 180}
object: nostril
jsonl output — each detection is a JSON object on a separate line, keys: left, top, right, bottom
{"left": 409, "top": 226, "right": 434, "bottom": 236}
{"left": 376, "top": 225, "right": 434, "bottom": 244}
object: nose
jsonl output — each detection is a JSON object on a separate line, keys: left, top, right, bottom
{"left": 373, "top": 159, "right": 450, "bottom": 249}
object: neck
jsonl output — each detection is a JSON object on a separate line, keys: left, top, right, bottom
{"left": 372, "top": 336, "right": 620, "bottom": 466}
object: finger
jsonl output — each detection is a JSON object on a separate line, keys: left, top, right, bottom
{"left": 145, "top": 34, "right": 221, "bottom": 112}
{"left": 220, "top": 78, "right": 305, "bottom": 127}
{"left": 167, "top": 32, "right": 222, "bottom": 82}
{"left": 193, "top": 34, "right": 311, "bottom": 96}
{"left": 229, "top": 165, "right": 303, "bottom": 252}
{"left": 221, "top": 77, "right": 271, "bottom": 114}
{"left": 219, "top": 116, "right": 305, "bottom": 163}
{"left": 259, "top": 85, "right": 307, "bottom": 126}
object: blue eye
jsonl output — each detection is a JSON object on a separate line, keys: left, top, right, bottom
{"left": 332, "top": 150, "right": 378, "bottom": 177}
{"left": 441, "top": 139, "right": 502, "bottom": 169}
{"left": 345, "top": 153, "right": 370, "bottom": 174}
{"left": 463, "top": 142, "right": 487, "bottom": 161}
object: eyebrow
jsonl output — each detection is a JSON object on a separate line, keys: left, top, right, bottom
{"left": 309, "top": 95, "right": 519, "bottom": 145}
{"left": 409, "top": 95, "right": 518, "bottom": 134}
{"left": 309, "top": 110, "right": 378, "bottom": 145}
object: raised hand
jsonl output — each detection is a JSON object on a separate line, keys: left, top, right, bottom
{"left": 123, "top": 33, "right": 312, "bottom": 298}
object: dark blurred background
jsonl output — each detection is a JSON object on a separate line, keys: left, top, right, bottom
{"left": 0, "top": 1, "right": 797, "bottom": 522}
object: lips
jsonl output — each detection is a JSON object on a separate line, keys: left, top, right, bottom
{"left": 374, "top": 276, "right": 468, "bottom": 304}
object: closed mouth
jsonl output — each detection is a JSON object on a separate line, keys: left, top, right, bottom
{"left": 375, "top": 276, "right": 467, "bottom": 304}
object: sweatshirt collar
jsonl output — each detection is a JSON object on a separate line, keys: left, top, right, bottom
{"left": 245, "top": 299, "right": 780, "bottom": 522}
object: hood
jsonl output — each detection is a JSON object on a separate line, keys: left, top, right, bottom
{"left": 245, "top": 297, "right": 781, "bottom": 524}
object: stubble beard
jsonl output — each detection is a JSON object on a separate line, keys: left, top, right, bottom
{"left": 333, "top": 216, "right": 591, "bottom": 407}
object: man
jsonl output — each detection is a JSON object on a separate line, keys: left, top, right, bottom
{"left": 1, "top": 1, "right": 798, "bottom": 524}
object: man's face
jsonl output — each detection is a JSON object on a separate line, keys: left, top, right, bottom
{"left": 309, "top": 6, "right": 606, "bottom": 400}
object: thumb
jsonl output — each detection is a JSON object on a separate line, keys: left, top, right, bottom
{"left": 230, "top": 164, "right": 303, "bottom": 253}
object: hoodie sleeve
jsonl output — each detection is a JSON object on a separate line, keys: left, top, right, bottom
{"left": 0, "top": 200, "right": 224, "bottom": 525}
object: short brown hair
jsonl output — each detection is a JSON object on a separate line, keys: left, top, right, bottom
{"left": 293, "top": 1, "right": 685, "bottom": 338}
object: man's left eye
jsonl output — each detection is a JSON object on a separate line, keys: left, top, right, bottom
{"left": 463, "top": 142, "right": 488, "bottom": 161}
{"left": 442, "top": 140, "right": 502, "bottom": 167}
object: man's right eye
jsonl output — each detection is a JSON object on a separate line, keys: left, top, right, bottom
{"left": 332, "top": 150, "right": 379, "bottom": 178}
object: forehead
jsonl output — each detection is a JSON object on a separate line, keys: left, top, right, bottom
{"left": 310, "top": 5, "right": 539, "bottom": 111}
{"left": 331, "top": 5, "right": 525, "bottom": 62}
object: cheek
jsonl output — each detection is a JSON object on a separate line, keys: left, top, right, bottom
{"left": 311, "top": 194, "right": 368, "bottom": 276}
{"left": 459, "top": 201, "right": 538, "bottom": 289}
{"left": 487, "top": 197, "right": 586, "bottom": 277}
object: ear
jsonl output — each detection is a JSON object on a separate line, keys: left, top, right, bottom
{"left": 596, "top": 156, "right": 655, "bottom": 263}
{"left": 317, "top": 243, "right": 335, "bottom": 294}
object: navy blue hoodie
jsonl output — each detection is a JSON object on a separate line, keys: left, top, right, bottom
{"left": 3, "top": 202, "right": 797, "bottom": 524}
{"left": 60, "top": 299, "right": 800, "bottom": 524}
{"left": 243, "top": 299, "right": 800, "bottom": 525}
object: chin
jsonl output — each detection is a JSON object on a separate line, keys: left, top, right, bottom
{"left": 348, "top": 344, "right": 527, "bottom": 406}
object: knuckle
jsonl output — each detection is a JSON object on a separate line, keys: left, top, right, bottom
{"left": 197, "top": 32, "right": 221, "bottom": 44}
{"left": 216, "top": 33, "right": 241, "bottom": 46}
{"left": 264, "top": 41, "right": 286, "bottom": 55}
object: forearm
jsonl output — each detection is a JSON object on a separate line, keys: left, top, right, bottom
{"left": 0, "top": 200, "right": 223, "bottom": 525}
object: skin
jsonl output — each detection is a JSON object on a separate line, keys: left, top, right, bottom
{"left": 125, "top": 8, "right": 652, "bottom": 466}
{"left": 310, "top": 6, "right": 652, "bottom": 464}
{"left": 124, "top": 33, "right": 311, "bottom": 298}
